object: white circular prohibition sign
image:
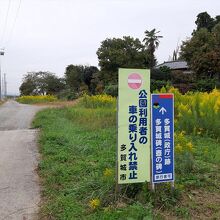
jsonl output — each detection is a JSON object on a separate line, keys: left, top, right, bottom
{"left": 128, "top": 73, "right": 142, "bottom": 89}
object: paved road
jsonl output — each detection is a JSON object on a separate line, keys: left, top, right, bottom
{"left": 0, "top": 101, "right": 44, "bottom": 220}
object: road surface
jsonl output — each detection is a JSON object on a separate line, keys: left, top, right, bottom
{"left": 0, "top": 101, "right": 43, "bottom": 220}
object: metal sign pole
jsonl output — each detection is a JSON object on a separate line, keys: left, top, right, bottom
{"left": 0, "top": 55, "right": 1, "bottom": 101}
{"left": 0, "top": 49, "right": 5, "bottom": 101}
{"left": 171, "top": 181, "right": 175, "bottom": 191}
{"left": 150, "top": 95, "right": 155, "bottom": 192}
{"left": 115, "top": 97, "right": 120, "bottom": 200}
{"left": 152, "top": 182, "right": 155, "bottom": 192}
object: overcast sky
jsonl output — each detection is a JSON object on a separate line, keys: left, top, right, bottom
{"left": 0, "top": 0, "right": 220, "bottom": 95}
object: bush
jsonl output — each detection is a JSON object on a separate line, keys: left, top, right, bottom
{"left": 172, "top": 83, "right": 196, "bottom": 93}
{"left": 151, "top": 79, "right": 170, "bottom": 92}
{"left": 104, "top": 84, "right": 118, "bottom": 97}
{"left": 79, "top": 94, "right": 116, "bottom": 109}
{"left": 57, "top": 88, "right": 77, "bottom": 100}
{"left": 171, "top": 70, "right": 195, "bottom": 84}
{"left": 196, "top": 78, "right": 218, "bottom": 92}
{"left": 151, "top": 67, "right": 171, "bottom": 81}
{"left": 159, "top": 87, "right": 220, "bottom": 138}
{"left": 17, "top": 95, "right": 57, "bottom": 104}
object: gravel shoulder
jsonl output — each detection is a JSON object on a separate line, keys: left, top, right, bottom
{"left": 0, "top": 101, "right": 44, "bottom": 220}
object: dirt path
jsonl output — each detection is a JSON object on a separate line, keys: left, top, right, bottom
{"left": 0, "top": 101, "right": 44, "bottom": 220}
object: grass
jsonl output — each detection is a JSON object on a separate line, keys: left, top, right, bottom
{"left": 33, "top": 103, "right": 220, "bottom": 219}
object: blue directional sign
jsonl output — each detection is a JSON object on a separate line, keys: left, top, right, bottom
{"left": 151, "top": 94, "right": 174, "bottom": 183}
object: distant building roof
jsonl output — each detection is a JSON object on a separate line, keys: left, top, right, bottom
{"left": 156, "top": 60, "right": 189, "bottom": 70}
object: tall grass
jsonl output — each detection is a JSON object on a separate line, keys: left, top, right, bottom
{"left": 65, "top": 107, "right": 116, "bottom": 130}
{"left": 79, "top": 94, "right": 116, "bottom": 109}
{"left": 72, "top": 94, "right": 116, "bottom": 130}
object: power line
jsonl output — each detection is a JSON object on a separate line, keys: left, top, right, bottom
{"left": 5, "top": 0, "right": 22, "bottom": 47}
{"left": 0, "top": 0, "right": 12, "bottom": 46}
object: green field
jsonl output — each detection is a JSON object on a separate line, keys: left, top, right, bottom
{"left": 33, "top": 96, "right": 220, "bottom": 220}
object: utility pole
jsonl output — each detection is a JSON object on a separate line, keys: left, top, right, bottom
{"left": 3, "top": 73, "right": 7, "bottom": 99}
{"left": 0, "top": 48, "right": 5, "bottom": 101}
{"left": 5, "top": 73, "right": 7, "bottom": 99}
{"left": 2, "top": 74, "right": 4, "bottom": 99}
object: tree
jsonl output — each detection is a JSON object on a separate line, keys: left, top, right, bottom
{"left": 19, "top": 76, "right": 36, "bottom": 96}
{"left": 44, "top": 74, "right": 66, "bottom": 94}
{"left": 195, "top": 12, "right": 214, "bottom": 32}
{"left": 193, "top": 12, "right": 220, "bottom": 35}
{"left": 82, "top": 66, "right": 99, "bottom": 93}
{"left": 143, "top": 29, "right": 163, "bottom": 67}
{"left": 97, "top": 36, "right": 147, "bottom": 86}
{"left": 172, "top": 50, "right": 177, "bottom": 61}
{"left": 64, "top": 65, "right": 99, "bottom": 94}
{"left": 19, "top": 71, "right": 65, "bottom": 96}
{"left": 180, "top": 25, "right": 220, "bottom": 80}
{"left": 65, "top": 65, "right": 84, "bottom": 93}
{"left": 90, "top": 71, "right": 105, "bottom": 94}
{"left": 172, "top": 45, "right": 180, "bottom": 61}
{"left": 151, "top": 66, "right": 171, "bottom": 81}
{"left": 215, "top": 15, "right": 220, "bottom": 24}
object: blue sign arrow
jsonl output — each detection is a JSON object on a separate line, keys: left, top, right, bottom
{"left": 159, "top": 107, "right": 167, "bottom": 115}
{"left": 151, "top": 94, "right": 174, "bottom": 183}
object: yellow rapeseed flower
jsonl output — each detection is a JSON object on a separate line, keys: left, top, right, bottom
{"left": 178, "top": 103, "right": 189, "bottom": 113}
{"left": 103, "top": 168, "right": 113, "bottom": 177}
{"left": 17, "top": 95, "right": 57, "bottom": 104}
{"left": 214, "top": 99, "right": 220, "bottom": 114}
{"left": 187, "top": 108, "right": 192, "bottom": 115}
{"left": 177, "top": 112, "right": 182, "bottom": 118}
{"left": 179, "top": 131, "right": 185, "bottom": 137}
{"left": 175, "top": 144, "right": 183, "bottom": 153}
{"left": 186, "top": 142, "right": 193, "bottom": 152}
{"left": 181, "top": 130, "right": 186, "bottom": 135}
{"left": 81, "top": 94, "right": 116, "bottom": 108}
{"left": 89, "top": 198, "right": 101, "bottom": 209}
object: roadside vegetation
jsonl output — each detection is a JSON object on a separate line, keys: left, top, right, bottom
{"left": 163, "top": 87, "right": 220, "bottom": 139}
{"left": 33, "top": 89, "right": 220, "bottom": 219}
{"left": 17, "top": 95, "right": 57, "bottom": 104}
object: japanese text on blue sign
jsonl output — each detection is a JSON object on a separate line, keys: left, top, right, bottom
{"left": 151, "top": 94, "right": 174, "bottom": 183}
